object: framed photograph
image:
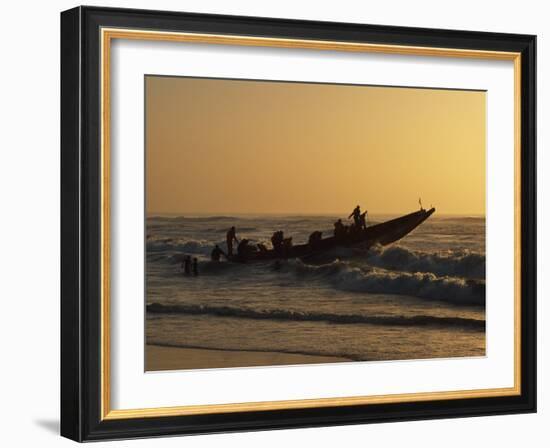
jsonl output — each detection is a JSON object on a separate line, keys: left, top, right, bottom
{"left": 61, "top": 6, "right": 536, "bottom": 441}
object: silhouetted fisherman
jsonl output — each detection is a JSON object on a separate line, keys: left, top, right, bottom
{"left": 282, "top": 237, "right": 293, "bottom": 257}
{"left": 348, "top": 205, "right": 362, "bottom": 227}
{"left": 226, "top": 226, "right": 238, "bottom": 256}
{"left": 334, "top": 219, "right": 345, "bottom": 239}
{"left": 192, "top": 257, "right": 199, "bottom": 276}
{"left": 237, "top": 239, "right": 251, "bottom": 258}
{"left": 210, "top": 244, "right": 226, "bottom": 262}
{"left": 182, "top": 255, "right": 191, "bottom": 275}
{"left": 271, "top": 230, "right": 284, "bottom": 254}
{"left": 308, "top": 231, "right": 323, "bottom": 250}
{"left": 359, "top": 211, "right": 368, "bottom": 230}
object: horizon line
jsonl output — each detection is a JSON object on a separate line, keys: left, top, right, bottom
{"left": 146, "top": 210, "right": 486, "bottom": 217}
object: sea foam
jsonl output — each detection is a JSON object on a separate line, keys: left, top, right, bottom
{"left": 284, "top": 259, "right": 485, "bottom": 306}
{"left": 365, "top": 245, "right": 485, "bottom": 279}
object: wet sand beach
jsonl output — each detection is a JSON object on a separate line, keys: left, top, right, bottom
{"left": 146, "top": 344, "right": 351, "bottom": 371}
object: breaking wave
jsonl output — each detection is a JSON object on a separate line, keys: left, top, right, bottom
{"left": 147, "top": 302, "right": 484, "bottom": 330}
{"left": 282, "top": 259, "right": 485, "bottom": 306}
{"left": 364, "top": 245, "right": 485, "bottom": 279}
{"left": 146, "top": 238, "right": 216, "bottom": 255}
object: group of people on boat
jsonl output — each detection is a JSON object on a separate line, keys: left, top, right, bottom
{"left": 349, "top": 205, "right": 369, "bottom": 230}
{"left": 270, "top": 230, "right": 294, "bottom": 256}
{"left": 209, "top": 225, "right": 256, "bottom": 261}
{"left": 208, "top": 205, "right": 369, "bottom": 262}
{"left": 334, "top": 205, "right": 368, "bottom": 241}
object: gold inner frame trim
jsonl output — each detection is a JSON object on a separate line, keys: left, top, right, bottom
{"left": 100, "top": 27, "right": 522, "bottom": 420}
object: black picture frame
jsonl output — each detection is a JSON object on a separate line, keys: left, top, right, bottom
{"left": 61, "top": 5, "right": 536, "bottom": 442}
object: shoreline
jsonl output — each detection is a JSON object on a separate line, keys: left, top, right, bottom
{"left": 146, "top": 344, "right": 352, "bottom": 371}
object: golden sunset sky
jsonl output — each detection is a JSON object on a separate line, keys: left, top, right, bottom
{"left": 146, "top": 76, "right": 485, "bottom": 216}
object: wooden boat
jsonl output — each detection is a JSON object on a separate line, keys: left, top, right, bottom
{"left": 228, "top": 207, "right": 436, "bottom": 262}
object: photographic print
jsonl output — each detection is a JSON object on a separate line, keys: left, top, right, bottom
{"left": 144, "top": 75, "right": 486, "bottom": 371}
{"left": 61, "top": 9, "right": 536, "bottom": 440}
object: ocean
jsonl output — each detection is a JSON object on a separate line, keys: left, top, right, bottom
{"left": 145, "top": 213, "right": 485, "bottom": 367}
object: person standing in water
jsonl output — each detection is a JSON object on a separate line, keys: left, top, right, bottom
{"left": 226, "top": 226, "right": 238, "bottom": 256}
{"left": 192, "top": 258, "right": 199, "bottom": 276}
{"left": 182, "top": 255, "right": 192, "bottom": 275}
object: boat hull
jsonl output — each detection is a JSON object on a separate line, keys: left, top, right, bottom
{"left": 228, "top": 208, "right": 435, "bottom": 262}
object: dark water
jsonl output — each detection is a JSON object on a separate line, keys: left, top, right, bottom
{"left": 146, "top": 214, "right": 485, "bottom": 365}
